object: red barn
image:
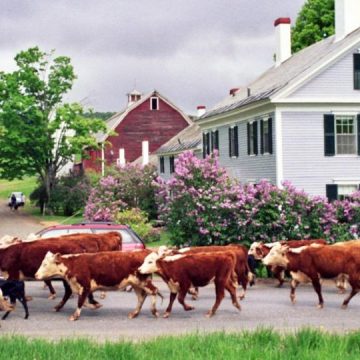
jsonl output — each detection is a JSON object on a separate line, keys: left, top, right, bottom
{"left": 83, "top": 90, "right": 192, "bottom": 172}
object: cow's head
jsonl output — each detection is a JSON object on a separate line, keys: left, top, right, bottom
{"left": 262, "top": 243, "right": 289, "bottom": 267}
{"left": 138, "top": 252, "right": 161, "bottom": 274}
{"left": 248, "top": 242, "right": 264, "bottom": 259}
{"left": 35, "top": 251, "right": 67, "bottom": 280}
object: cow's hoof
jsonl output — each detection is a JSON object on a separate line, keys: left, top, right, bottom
{"left": 152, "top": 311, "right": 159, "bottom": 318}
{"left": 191, "top": 295, "right": 198, "bottom": 301}
{"left": 69, "top": 314, "right": 79, "bottom": 321}
{"left": 48, "top": 294, "right": 56, "bottom": 300}
{"left": 99, "top": 292, "right": 106, "bottom": 299}
{"left": 205, "top": 311, "right": 214, "bottom": 318}
{"left": 317, "top": 304, "right": 324, "bottom": 309}
{"left": 128, "top": 312, "right": 138, "bottom": 319}
{"left": 239, "top": 294, "right": 245, "bottom": 301}
{"left": 341, "top": 304, "right": 348, "bottom": 309}
{"left": 25, "top": 296, "right": 33, "bottom": 302}
{"left": 163, "top": 312, "right": 170, "bottom": 318}
{"left": 54, "top": 306, "right": 62, "bottom": 312}
{"left": 185, "top": 306, "right": 194, "bottom": 311}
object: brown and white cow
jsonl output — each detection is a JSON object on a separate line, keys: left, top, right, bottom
{"left": 263, "top": 242, "right": 360, "bottom": 308}
{"left": 249, "top": 239, "right": 327, "bottom": 287}
{"left": 35, "top": 250, "right": 161, "bottom": 321}
{"left": 138, "top": 251, "right": 241, "bottom": 318}
{"left": 170, "top": 244, "right": 253, "bottom": 300}
{"left": 0, "top": 232, "right": 122, "bottom": 312}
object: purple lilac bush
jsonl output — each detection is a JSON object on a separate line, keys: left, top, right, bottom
{"left": 155, "top": 151, "right": 359, "bottom": 246}
{"left": 84, "top": 163, "right": 157, "bottom": 221}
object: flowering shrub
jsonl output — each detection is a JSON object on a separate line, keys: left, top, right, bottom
{"left": 155, "top": 151, "right": 359, "bottom": 246}
{"left": 84, "top": 163, "right": 158, "bottom": 221}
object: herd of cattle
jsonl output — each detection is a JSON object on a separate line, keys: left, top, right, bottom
{"left": 0, "top": 232, "right": 359, "bottom": 324}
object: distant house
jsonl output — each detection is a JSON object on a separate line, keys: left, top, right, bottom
{"left": 83, "top": 89, "right": 192, "bottom": 173}
{"left": 195, "top": 0, "right": 360, "bottom": 200}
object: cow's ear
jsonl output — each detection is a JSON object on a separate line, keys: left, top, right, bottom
{"left": 54, "top": 253, "right": 62, "bottom": 264}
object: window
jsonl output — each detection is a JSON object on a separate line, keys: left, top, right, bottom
{"left": 211, "top": 130, "right": 219, "bottom": 153}
{"left": 228, "top": 126, "right": 239, "bottom": 157}
{"left": 260, "top": 118, "right": 273, "bottom": 154}
{"left": 354, "top": 54, "right": 360, "bottom": 90}
{"left": 202, "top": 132, "right": 210, "bottom": 158}
{"left": 159, "top": 156, "right": 165, "bottom": 173}
{"left": 336, "top": 116, "right": 356, "bottom": 155}
{"left": 150, "top": 97, "right": 159, "bottom": 110}
{"left": 326, "top": 184, "right": 359, "bottom": 201}
{"left": 247, "top": 121, "right": 258, "bottom": 155}
{"left": 169, "top": 155, "right": 175, "bottom": 173}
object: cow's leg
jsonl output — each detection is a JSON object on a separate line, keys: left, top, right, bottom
{"left": 2, "top": 294, "right": 16, "bottom": 320}
{"left": 207, "top": 280, "right": 225, "bottom": 317}
{"left": 69, "top": 289, "right": 89, "bottom": 321}
{"left": 128, "top": 287, "right": 150, "bottom": 319}
{"left": 163, "top": 292, "right": 177, "bottom": 318}
{"left": 225, "top": 280, "right": 241, "bottom": 312}
{"left": 188, "top": 287, "right": 198, "bottom": 301}
{"left": 85, "top": 293, "right": 102, "bottom": 309}
{"left": 177, "top": 284, "right": 195, "bottom": 313}
{"left": 273, "top": 267, "right": 285, "bottom": 287}
{"left": 290, "top": 279, "right": 299, "bottom": 304}
{"left": 311, "top": 277, "right": 324, "bottom": 308}
{"left": 44, "top": 280, "right": 56, "bottom": 300}
{"left": 18, "top": 295, "right": 29, "bottom": 319}
{"left": 342, "top": 277, "right": 359, "bottom": 308}
{"left": 336, "top": 274, "right": 347, "bottom": 294}
{"left": 54, "top": 280, "right": 72, "bottom": 312}
{"left": 238, "top": 271, "right": 248, "bottom": 300}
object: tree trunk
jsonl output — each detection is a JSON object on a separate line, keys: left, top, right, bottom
{"left": 43, "top": 166, "right": 56, "bottom": 216}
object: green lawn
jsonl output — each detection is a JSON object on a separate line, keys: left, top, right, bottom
{"left": 1, "top": 329, "right": 360, "bottom": 359}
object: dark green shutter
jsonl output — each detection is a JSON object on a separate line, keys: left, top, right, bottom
{"left": 254, "top": 121, "right": 258, "bottom": 155}
{"left": 268, "top": 118, "right": 273, "bottom": 154}
{"left": 247, "top": 123, "right": 250, "bottom": 155}
{"left": 260, "top": 120, "right": 264, "bottom": 154}
{"left": 326, "top": 184, "right": 338, "bottom": 201}
{"left": 324, "top": 114, "right": 335, "bottom": 156}
{"left": 357, "top": 114, "right": 360, "bottom": 156}
{"left": 215, "top": 130, "right": 219, "bottom": 154}
{"left": 228, "top": 127, "right": 232, "bottom": 157}
{"left": 234, "top": 126, "right": 239, "bottom": 157}
{"left": 202, "top": 133, "right": 206, "bottom": 159}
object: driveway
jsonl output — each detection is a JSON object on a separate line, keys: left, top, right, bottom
{"left": 1, "top": 279, "right": 359, "bottom": 341}
{"left": 0, "top": 201, "right": 43, "bottom": 238}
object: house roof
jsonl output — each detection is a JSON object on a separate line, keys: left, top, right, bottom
{"left": 131, "top": 154, "right": 158, "bottom": 167}
{"left": 156, "top": 123, "right": 201, "bottom": 155}
{"left": 200, "top": 27, "right": 360, "bottom": 120}
{"left": 95, "top": 90, "right": 193, "bottom": 142}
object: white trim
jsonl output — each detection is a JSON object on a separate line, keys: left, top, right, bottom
{"left": 333, "top": 178, "right": 360, "bottom": 185}
{"left": 275, "top": 108, "right": 283, "bottom": 188}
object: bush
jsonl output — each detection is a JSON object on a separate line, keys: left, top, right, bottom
{"left": 155, "top": 150, "right": 359, "bottom": 247}
{"left": 84, "top": 163, "right": 158, "bottom": 221}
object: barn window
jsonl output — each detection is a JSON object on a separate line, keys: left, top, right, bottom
{"left": 150, "top": 97, "right": 159, "bottom": 110}
{"left": 354, "top": 54, "right": 360, "bottom": 90}
{"left": 159, "top": 156, "right": 165, "bottom": 173}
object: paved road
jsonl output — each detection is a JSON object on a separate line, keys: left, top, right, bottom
{"left": 1, "top": 279, "right": 359, "bottom": 341}
{"left": 0, "top": 201, "right": 43, "bottom": 238}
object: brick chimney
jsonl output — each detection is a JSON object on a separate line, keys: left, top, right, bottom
{"left": 197, "top": 105, "right": 206, "bottom": 117}
{"left": 274, "top": 17, "right": 291, "bottom": 67}
{"left": 335, "top": 0, "right": 360, "bottom": 42}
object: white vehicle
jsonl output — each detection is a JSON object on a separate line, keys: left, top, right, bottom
{"left": 8, "top": 192, "right": 26, "bottom": 208}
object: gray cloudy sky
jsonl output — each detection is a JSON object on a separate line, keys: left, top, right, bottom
{"left": 1, "top": 0, "right": 306, "bottom": 115}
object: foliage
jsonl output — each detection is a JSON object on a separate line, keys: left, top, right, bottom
{"left": 83, "top": 111, "right": 116, "bottom": 121}
{"left": 30, "top": 172, "right": 91, "bottom": 216}
{"left": 84, "top": 163, "right": 158, "bottom": 221}
{"left": 155, "top": 151, "right": 359, "bottom": 247}
{"left": 0, "top": 47, "right": 106, "bottom": 210}
{"left": 291, "top": 0, "right": 334, "bottom": 53}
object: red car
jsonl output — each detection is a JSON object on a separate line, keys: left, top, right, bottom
{"left": 35, "top": 222, "right": 145, "bottom": 251}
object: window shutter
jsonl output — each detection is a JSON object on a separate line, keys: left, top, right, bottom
{"left": 268, "top": 118, "right": 273, "bottom": 154}
{"left": 234, "top": 126, "right": 239, "bottom": 157}
{"left": 247, "top": 123, "right": 250, "bottom": 155}
{"left": 206, "top": 132, "right": 210, "bottom": 156}
{"left": 357, "top": 114, "right": 360, "bottom": 156}
{"left": 253, "top": 121, "right": 258, "bottom": 155}
{"left": 326, "top": 184, "right": 338, "bottom": 201}
{"left": 228, "top": 127, "right": 232, "bottom": 157}
{"left": 202, "top": 133, "right": 206, "bottom": 159}
{"left": 215, "top": 130, "right": 219, "bottom": 154}
{"left": 260, "top": 120, "right": 264, "bottom": 154}
{"left": 324, "top": 114, "right": 335, "bottom": 156}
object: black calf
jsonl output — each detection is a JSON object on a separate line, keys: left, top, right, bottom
{"left": 0, "top": 279, "right": 28, "bottom": 320}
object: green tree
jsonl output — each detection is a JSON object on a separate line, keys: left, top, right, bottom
{"left": 0, "top": 47, "right": 106, "bottom": 212}
{"left": 291, "top": 0, "right": 334, "bottom": 53}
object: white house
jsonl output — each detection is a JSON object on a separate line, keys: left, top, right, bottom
{"left": 194, "top": 0, "right": 360, "bottom": 200}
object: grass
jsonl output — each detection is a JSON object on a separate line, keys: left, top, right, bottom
{"left": 147, "top": 229, "right": 172, "bottom": 248}
{"left": 1, "top": 329, "right": 360, "bottom": 359}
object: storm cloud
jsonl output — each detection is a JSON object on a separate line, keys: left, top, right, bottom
{"left": 1, "top": 0, "right": 306, "bottom": 114}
